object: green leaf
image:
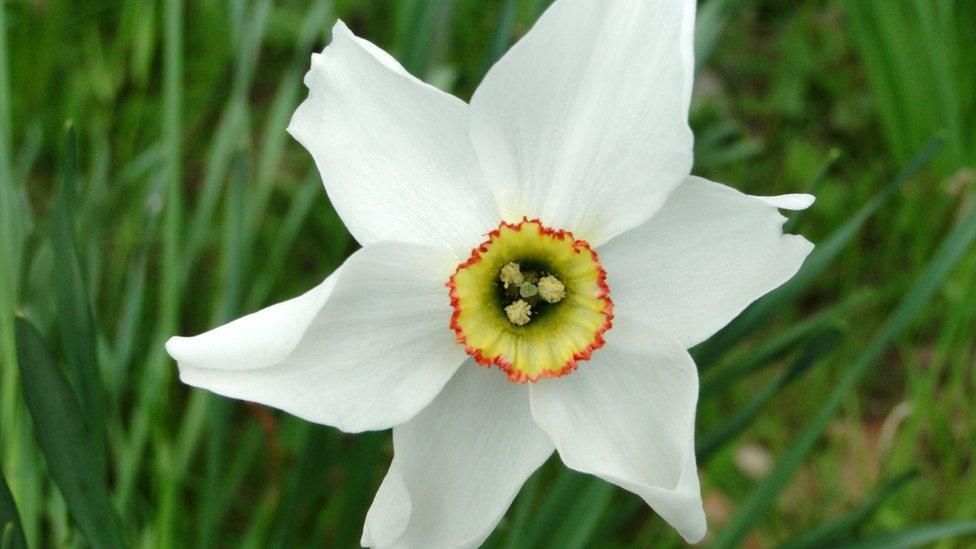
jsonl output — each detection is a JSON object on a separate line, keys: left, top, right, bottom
{"left": 781, "top": 471, "right": 918, "bottom": 549}
{"left": 482, "top": 0, "right": 518, "bottom": 76}
{"left": 193, "top": 398, "right": 230, "bottom": 549}
{"left": 700, "top": 291, "right": 867, "bottom": 398}
{"left": 266, "top": 424, "right": 332, "bottom": 549}
{"left": 0, "top": 470, "right": 26, "bottom": 549}
{"left": 694, "top": 136, "right": 944, "bottom": 368}
{"left": 520, "top": 468, "right": 613, "bottom": 549}
{"left": 695, "top": 0, "right": 747, "bottom": 73}
{"left": 393, "top": 0, "right": 455, "bottom": 78}
{"left": 783, "top": 148, "right": 842, "bottom": 233}
{"left": 697, "top": 330, "right": 840, "bottom": 463}
{"left": 712, "top": 157, "right": 976, "bottom": 548}
{"left": 545, "top": 480, "right": 615, "bottom": 549}
{"left": 246, "top": 0, "right": 334, "bottom": 242}
{"left": 496, "top": 472, "right": 541, "bottom": 549}
{"left": 0, "top": 0, "right": 22, "bottom": 502}
{"left": 53, "top": 123, "right": 109, "bottom": 474}
{"left": 834, "top": 521, "right": 976, "bottom": 549}
{"left": 14, "top": 317, "right": 125, "bottom": 548}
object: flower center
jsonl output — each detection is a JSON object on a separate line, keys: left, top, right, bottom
{"left": 447, "top": 219, "right": 614, "bottom": 382}
{"left": 498, "top": 261, "right": 566, "bottom": 326}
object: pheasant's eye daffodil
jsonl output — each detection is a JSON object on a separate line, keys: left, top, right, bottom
{"left": 166, "top": 1, "right": 814, "bottom": 546}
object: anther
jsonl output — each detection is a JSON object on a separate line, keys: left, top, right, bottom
{"left": 505, "top": 299, "right": 532, "bottom": 326}
{"left": 538, "top": 275, "right": 566, "bottom": 304}
{"left": 499, "top": 262, "right": 524, "bottom": 288}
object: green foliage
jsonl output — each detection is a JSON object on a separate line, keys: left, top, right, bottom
{"left": 52, "top": 125, "right": 109, "bottom": 476}
{"left": 0, "top": 470, "right": 27, "bottom": 549}
{"left": 14, "top": 318, "right": 125, "bottom": 548}
{"left": 0, "top": 0, "right": 973, "bottom": 547}
{"left": 782, "top": 471, "right": 918, "bottom": 549}
{"left": 834, "top": 522, "right": 976, "bottom": 549}
{"left": 845, "top": 0, "right": 976, "bottom": 175}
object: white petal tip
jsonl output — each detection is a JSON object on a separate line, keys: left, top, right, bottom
{"left": 681, "top": 518, "right": 708, "bottom": 544}
{"left": 331, "top": 19, "right": 351, "bottom": 35}
{"left": 164, "top": 336, "right": 189, "bottom": 362}
{"left": 756, "top": 193, "right": 816, "bottom": 211}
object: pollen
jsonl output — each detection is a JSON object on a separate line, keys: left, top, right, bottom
{"left": 537, "top": 275, "right": 566, "bottom": 303}
{"left": 447, "top": 218, "right": 613, "bottom": 383}
{"left": 505, "top": 300, "right": 532, "bottom": 326}
{"left": 499, "top": 262, "right": 524, "bottom": 288}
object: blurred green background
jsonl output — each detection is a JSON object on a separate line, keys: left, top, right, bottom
{"left": 1, "top": 0, "right": 975, "bottom": 547}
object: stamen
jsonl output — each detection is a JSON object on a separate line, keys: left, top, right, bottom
{"left": 505, "top": 299, "right": 532, "bottom": 326}
{"left": 538, "top": 275, "right": 566, "bottom": 304}
{"left": 499, "top": 262, "right": 524, "bottom": 288}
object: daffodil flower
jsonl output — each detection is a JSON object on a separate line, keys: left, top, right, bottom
{"left": 166, "top": 0, "right": 814, "bottom": 546}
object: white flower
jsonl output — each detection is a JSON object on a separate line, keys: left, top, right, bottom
{"left": 166, "top": 1, "right": 814, "bottom": 546}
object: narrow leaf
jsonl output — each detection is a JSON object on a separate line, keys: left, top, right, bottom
{"left": 15, "top": 317, "right": 125, "bottom": 548}
{"left": 695, "top": 0, "right": 745, "bottom": 73}
{"left": 545, "top": 480, "right": 615, "bottom": 549}
{"left": 834, "top": 521, "right": 976, "bottom": 549}
{"left": 697, "top": 330, "right": 840, "bottom": 463}
{"left": 0, "top": 470, "right": 26, "bottom": 549}
{"left": 53, "top": 123, "right": 109, "bottom": 473}
{"left": 781, "top": 471, "right": 918, "bottom": 549}
{"left": 267, "top": 424, "right": 332, "bottom": 549}
{"left": 521, "top": 468, "right": 608, "bottom": 548}
{"left": 712, "top": 169, "right": 976, "bottom": 548}
{"left": 783, "top": 148, "right": 842, "bottom": 233}
{"left": 700, "top": 291, "right": 867, "bottom": 398}
{"left": 695, "top": 136, "right": 944, "bottom": 368}
{"left": 498, "top": 473, "right": 541, "bottom": 549}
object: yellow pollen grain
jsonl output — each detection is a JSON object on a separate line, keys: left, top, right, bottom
{"left": 499, "top": 261, "right": 524, "bottom": 288}
{"left": 538, "top": 275, "right": 566, "bottom": 304}
{"left": 505, "top": 299, "right": 532, "bottom": 326}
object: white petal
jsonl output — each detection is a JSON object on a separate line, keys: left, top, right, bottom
{"left": 756, "top": 193, "right": 816, "bottom": 210}
{"left": 362, "top": 363, "right": 554, "bottom": 548}
{"left": 169, "top": 242, "right": 466, "bottom": 433}
{"left": 362, "top": 464, "right": 411, "bottom": 548}
{"left": 288, "top": 21, "right": 498, "bottom": 256}
{"left": 529, "top": 316, "right": 706, "bottom": 543}
{"left": 470, "top": 0, "right": 697, "bottom": 246}
{"left": 599, "top": 176, "right": 815, "bottom": 349}
{"left": 166, "top": 271, "right": 339, "bottom": 372}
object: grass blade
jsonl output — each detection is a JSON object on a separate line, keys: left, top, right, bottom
{"left": 694, "top": 136, "right": 944, "bottom": 368}
{"left": 697, "top": 330, "right": 839, "bottom": 463}
{"left": 246, "top": 0, "right": 333, "bottom": 241}
{"left": 0, "top": 0, "right": 22, "bottom": 513}
{"left": 700, "top": 292, "right": 867, "bottom": 398}
{"left": 482, "top": 0, "right": 517, "bottom": 75}
{"left": 834, "top": 521, "right": 976, "bottom": 549}
{"left": 712, "top": 171, "right": 976, "bottom": 548}
{"left": 245, "top": 172, "right": 327, "bottom": 309}
{"left": 0, "top": 470, "right": 26, "bottom": 549}
{"left": 781, "top": 471, "right": 918, "bottom": 549}
{"left": 783, "top": 148, "right": 842, "bottom": 233}
{"left": 266, "top": 425, "right": 332, "bottom": 549}
{"left": 497, "top": 473, "right": 541, "bottom": 549}
{"left": 520, "top": 468, "right": 610, "bottom": 548}
{"left": 117, "top": 0, "right": 184, "bottom": 511}
{"left": 545, "top": 480, "right": 615, "bottom": 549}
{"left": 53, "top": 123, "right": 109, "bottom": 473}
{"left": 695, "top": 0, "right": 746, "bottom": 73}
{"left": 14, "top": 317, "right": 125, "bottom": 548}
